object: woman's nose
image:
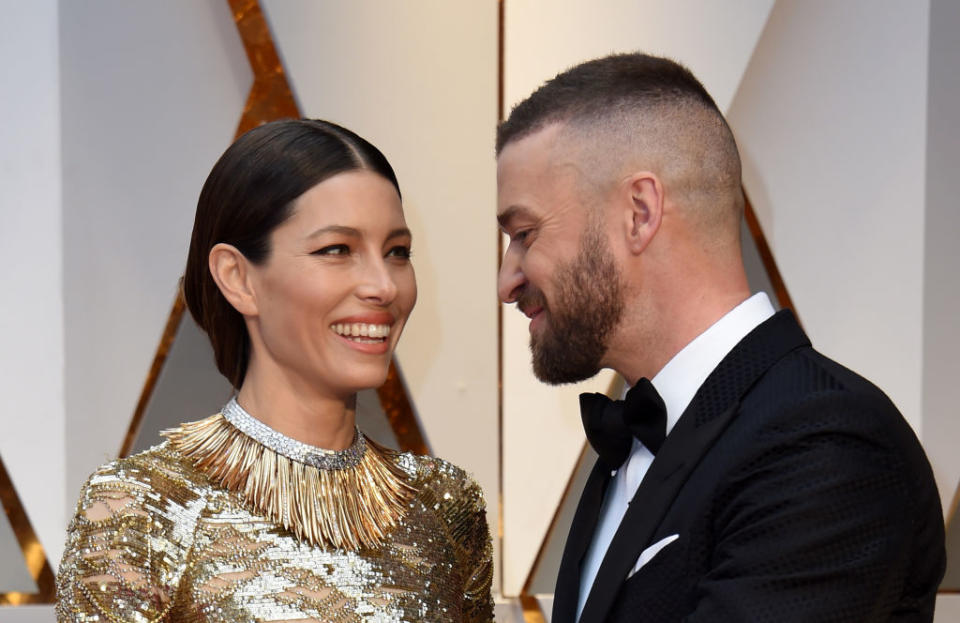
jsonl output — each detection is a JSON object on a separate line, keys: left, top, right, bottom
{"left": 357, "top": 258, "right": 398, "bottom": 304}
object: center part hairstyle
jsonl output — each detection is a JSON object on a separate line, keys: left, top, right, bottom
{"left": 497, "top": 53, "right": 743, "bottom": 230}
{"left": 182, "top": 119, "right": 400, "bottom": 388}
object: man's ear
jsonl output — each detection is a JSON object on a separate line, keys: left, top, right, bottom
{"left": 620, "top": 172, "right": 664, "bottom": 255}
{"left": 208, "top": 243, "right": 259, "bottom": 316}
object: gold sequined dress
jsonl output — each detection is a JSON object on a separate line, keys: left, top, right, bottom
{"left": 56, "top": 401, "right": 494, "bottom": 623}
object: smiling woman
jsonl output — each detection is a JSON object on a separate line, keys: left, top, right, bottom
{"left": 55, "top": 119, "right": 494, "bottom": 623}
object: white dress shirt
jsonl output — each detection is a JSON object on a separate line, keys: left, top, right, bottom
{"left": 576, "top": 292, "right": 776, "bottom": 620}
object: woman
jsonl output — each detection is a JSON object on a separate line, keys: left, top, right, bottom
{"left": 57, "top": 119, "right": 494, "bottom": 622}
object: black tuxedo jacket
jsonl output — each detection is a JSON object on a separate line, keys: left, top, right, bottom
{"left": 554, "top": 311, "right": 945, "bottom": 623}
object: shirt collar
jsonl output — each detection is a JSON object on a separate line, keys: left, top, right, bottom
{"left": 650, "top": 292, "right": 775, "bottom": 435}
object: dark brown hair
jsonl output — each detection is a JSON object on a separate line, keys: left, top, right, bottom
{"left": 497, "top": 53, "right": 743, "bottom": 234}
{"left": 496, "top": 52, "right": 724, "bottom": 153}
{"left": 182, "top": 119, "right": 400, "bottom": 388}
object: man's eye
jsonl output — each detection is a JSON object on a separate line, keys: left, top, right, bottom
{"left": 387, "top": 245, "right": 412, "bottom": 259}
{"left": 313, "top": 244, "right": 350, "bottom": 256}
{"left": 513, "top": 229, "right": 532, "bottom": 244}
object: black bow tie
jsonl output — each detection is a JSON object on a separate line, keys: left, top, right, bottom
{"left": 580, "top": 378, "right": 668, "bottom": 471}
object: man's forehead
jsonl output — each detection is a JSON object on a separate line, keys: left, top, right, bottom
{"left": 497, "top": 122, "right": 569, "bottom": 169}
{"left": 498, "top": 124, "right": 586, "bottom": 196}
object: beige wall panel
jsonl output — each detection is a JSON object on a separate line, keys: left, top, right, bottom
{"left": 60, "top": 0, "right": 252, "bottom": 527}
{"left": 935, "top": 595, "right": 960, "bottom": 623}
{"left": 501, "top": 0, "right": 775, "bottom": 595}
{"left": 924, "top": 0, "right": 960, "bottom": 515}
{"left": 261, "top": 0, "right": 500, "bottom": 582}
{"left": 0, "top": 0, "right": 64, "bottom": 568}
{"left": 727, "top": 0, "right": 929, "bottom": 435}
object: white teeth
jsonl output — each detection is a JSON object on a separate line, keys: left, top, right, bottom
{"left": 331, "top": 323, "right": 391, "bottom": 339}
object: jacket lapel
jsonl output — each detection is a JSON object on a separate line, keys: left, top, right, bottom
{"left": 552, "top": 460, "right": 611, "bottom": 623}
{"left": 578, "top": 310, "right": 809, "bottom": 623}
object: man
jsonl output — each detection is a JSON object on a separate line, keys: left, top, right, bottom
{"left": 496, "top": 53, "right": 945, "bottom": 622}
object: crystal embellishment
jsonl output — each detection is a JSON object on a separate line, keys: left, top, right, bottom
{"left": 221, "top": 397, "right": 366, "bottom": 470}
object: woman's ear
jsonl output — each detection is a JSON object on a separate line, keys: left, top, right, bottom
{"left": 208, "top": 243, "right": 259, "bottom": 316}
{"left": 620, "top": 172, "right": 664, "bottom": 255}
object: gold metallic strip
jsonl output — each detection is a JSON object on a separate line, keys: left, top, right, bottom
{"left": 227, "top": 0, "right": 299, "bottom": 135}
{"left": 229, "top": 0, "right": 427, "bottom": 456}
{"left": 377, "top": 361, "right": 429, "bottom": 455}
{"left": 940, "top": 478, "right": 960, "bottom": 594}
{"left": 948, "top": 478, "right": 960, "bottom": 531}
{"left": 0, "top": 454, "right": 55, "bottom": 604}
{"left": 744, "top": 192, "right": 798, "bottom": 319}
{"left": 519, "top": 593, "right": 548, "bottom": 623}
{"left": 124, "top": 0, "right": 426, "bottom": 461}
{"left": 120, "top": 294, "right": 185, "bottom": 458}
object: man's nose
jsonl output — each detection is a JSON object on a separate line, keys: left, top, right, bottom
{"left": 498, "top": 246, "right": 525, "bottom": 303}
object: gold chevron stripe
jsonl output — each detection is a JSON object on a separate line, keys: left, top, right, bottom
{"left": 122, "top": 0, "right": 427, "bottom": 466}
{"left": 0, "top": 454, "right": 56, "bottom": 604}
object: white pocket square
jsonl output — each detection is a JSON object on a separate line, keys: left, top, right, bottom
{"left": 627, "top": 533, "right": 680, "bottom": 578}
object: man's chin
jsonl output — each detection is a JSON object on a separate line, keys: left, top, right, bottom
{"left": 531, "top": 354, "right": 601, "bottom": 386}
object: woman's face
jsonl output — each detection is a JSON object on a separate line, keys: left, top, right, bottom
{"left": 246, "top": 170, "right": 416, "bottom": 397}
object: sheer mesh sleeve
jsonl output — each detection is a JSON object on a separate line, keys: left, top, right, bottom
{"left": 56, "top": 453, "right": 198, "bottom": 623}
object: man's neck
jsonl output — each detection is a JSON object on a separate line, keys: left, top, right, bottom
{"left": 609, "top": 288, "right": 752, "bottom": 386}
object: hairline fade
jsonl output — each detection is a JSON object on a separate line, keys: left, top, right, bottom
{"left": 496, "top": 53, "right": 725, "bottom": 153}
{"left": 496, "top": 52, "right": 744, "bottom": 241}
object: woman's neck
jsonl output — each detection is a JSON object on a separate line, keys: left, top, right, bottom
{"left": 235, "top": 368, "right": 357, "bottom": 451}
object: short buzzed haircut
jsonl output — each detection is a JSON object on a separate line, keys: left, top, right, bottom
{"left": 497, "top": 53, "right": 743, "bottom": 237}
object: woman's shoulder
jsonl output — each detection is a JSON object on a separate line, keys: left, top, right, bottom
{"left": 68, "top": 436, "right": 219, "bottom": 541}
{"left": 59, "top": 442, "right": 211, "bottom": 622}
{"left": 396, "top": 452, "right": 486, "bottom": 508}
{"left": 80, "top": 440, "right": 204, "bottom": 496}
{"left": 389, "top": 451, "right": 489, "bottom": 540}
{"left": 395, "top": 452, "right": 494, "bottom": 617}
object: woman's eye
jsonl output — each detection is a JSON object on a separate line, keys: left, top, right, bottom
{"left": 313, "top": 244, "right": 350, "bottom": 256}
{"left": 387, "top": 245, "right": 412, "bottom": 260}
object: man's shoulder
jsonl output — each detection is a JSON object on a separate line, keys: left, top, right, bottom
{"left": 735, "top": 344, "right": 930, "bottom": 473}
{"left": 748, "top": 344, "right": 900, "bottom": 417}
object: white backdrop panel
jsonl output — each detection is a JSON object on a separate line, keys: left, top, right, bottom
{"left": 0, "top": 0, "right": 65, "bottom": 567}
{"left": 923, "top": 0, "right": 960, "bottom": 515}
{"left": 59, "top": 0, "right": 251, "bottom": 529}
{"left": 261, "top": 0, "right": 500, "bottom": 586}
{"left": 727, "top": 0, "right": 929, "bottom": 434}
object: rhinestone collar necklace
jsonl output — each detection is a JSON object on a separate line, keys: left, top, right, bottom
{"left": 221, "top": 397, "right": 366, "bottom": 470}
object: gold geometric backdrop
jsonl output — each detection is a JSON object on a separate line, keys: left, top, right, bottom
{"left": 3, "top": 1, "right": 958, "bottom": 617}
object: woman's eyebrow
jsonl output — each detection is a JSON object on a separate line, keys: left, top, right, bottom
{"left": 306, "top": 225, "right": 412, "bottom": 241}
{"left": 385, "top": 227, "right": 412, "bottom": 241}
{"left": 306, "top": 225, "right": 361, "bottom": 238}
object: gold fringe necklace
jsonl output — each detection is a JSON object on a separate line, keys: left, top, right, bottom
{"left": 163, "top": 398, "right": 416, "bottom": 551}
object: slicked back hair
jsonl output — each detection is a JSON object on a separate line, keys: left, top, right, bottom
{"left": 497, "top": 53, "right": 743, "bottom": 236}
{"left": 182, "top": 119, "right": 400, "bottom": 388}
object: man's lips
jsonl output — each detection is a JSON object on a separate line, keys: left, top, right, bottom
{"left": 520, "top": 305, "right": 546, "bottom": 333}
{"left": 520, "top": 305, "right": 543, "bottom": 320}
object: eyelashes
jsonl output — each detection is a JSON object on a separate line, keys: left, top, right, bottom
{"left": 313, "top": 244, "right": 350, "bottom": 256}
{"left": 386, "top": 245, "right": 412, "bottom": 260}
{"left": 311, "top": 244, "right": 412, "bottom": 260}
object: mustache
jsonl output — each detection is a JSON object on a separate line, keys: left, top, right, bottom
{"left": 517, "top": 288, "right": 547, "bottom": 316}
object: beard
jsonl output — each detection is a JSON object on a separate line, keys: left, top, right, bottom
{"left": 520, "top": 221, "right": 625, "bottom": 385}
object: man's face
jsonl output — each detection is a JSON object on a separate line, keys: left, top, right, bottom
{"left": 497, "top": 125, "right": 625, "bottom": 384}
